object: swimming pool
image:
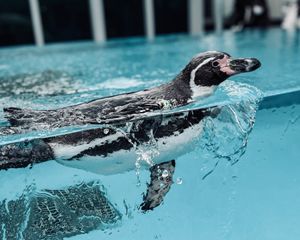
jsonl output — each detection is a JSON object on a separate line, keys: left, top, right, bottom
{"left": 0, "top": 28, "right": 299, "bottom": 239}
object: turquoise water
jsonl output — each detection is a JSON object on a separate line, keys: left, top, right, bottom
{"left": 0, "top": 28, "right": 300, "bottom": 239}
{"left": 0, "top": 28, "right": 299, "bottom": 111}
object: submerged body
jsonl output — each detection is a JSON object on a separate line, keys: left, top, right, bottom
{"left": 0, "top": 108, "right": 210, "bottom": 174}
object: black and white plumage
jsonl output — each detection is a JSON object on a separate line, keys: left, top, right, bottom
{"left": 0, "top": 51, "right": 261, "bottom": 211}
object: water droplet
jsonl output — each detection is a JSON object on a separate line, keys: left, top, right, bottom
{"left": 104, "top": 128, "right": 109, "bottom": 134}
{"left": 162, "top": 170, "right": 168, "bottom": 178}
{"left": 176, "top": 177, "right": 183, "bottom": 185}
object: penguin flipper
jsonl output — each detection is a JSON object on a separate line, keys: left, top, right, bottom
{"left": 140, "top": 160, "right": 176, "bottom": 212}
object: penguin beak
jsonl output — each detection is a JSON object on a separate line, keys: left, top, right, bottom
{"left": 217, "top": 55, "right": 261, "bottom": 76}
{"left": 228, "top": 58, "right": 261, "bottom": 74}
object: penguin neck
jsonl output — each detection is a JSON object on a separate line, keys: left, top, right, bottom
{"left": 189, "top": 79, "right": 217, "bottom": 101}
{"left": 172, "top": 71, "right": 217, "bottom": 102}
{"left": 189, "top": 84, "right": 217, "bottom": 101}
{"left": 188, "top": 62, "right": 218, "bottom": 101}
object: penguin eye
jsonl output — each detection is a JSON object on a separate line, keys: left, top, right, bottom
{"left": 211, "top": 61, "right": 219, "bottom": 68}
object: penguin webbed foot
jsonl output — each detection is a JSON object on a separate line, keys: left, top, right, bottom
{"left": 140, "top": 160, "right": 176, "bottom": 212}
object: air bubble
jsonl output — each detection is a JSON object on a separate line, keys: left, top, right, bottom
{"left": 104, "top": 129, "right": 109, "bottom": 135}
{"left": 162, "top": 170, "right": 169, "bottom": 178}
{"left": 176, "top": 177, "right": 183, "bottom": 185}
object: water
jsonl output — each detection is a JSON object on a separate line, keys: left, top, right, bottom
{"left": 0, "top": 28, "right": 299, "bottom": 110}
{"left": 0, "top": 28, "right": 300, "bottom": 239}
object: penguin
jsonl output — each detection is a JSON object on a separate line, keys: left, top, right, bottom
{"left": 0, "top": 51, "right": 261, "bottom": 211}
{"left": 3, "top": 51, "right": 260, "bottom": 130}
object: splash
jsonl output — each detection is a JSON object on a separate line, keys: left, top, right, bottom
{"left": 135, "top": 130, "right": 159, "bottom": 168}
{"left": 199, "top": 82, "right": 263, "bottom": 164}
{"left": 192, "top": 82, "right": 263, "bottom": 181}
{"left": 124, "top": 122, "right": 160, "bottom": 184}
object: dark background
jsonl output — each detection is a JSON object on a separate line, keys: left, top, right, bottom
{"left": 0, "top": 0, "right": 280, "bottom": 47}
{"left": 0, "top": 0, "right": 216, "bottom": 47}
{"left": 0, "top": 0, "right": 34, "bottom": 46}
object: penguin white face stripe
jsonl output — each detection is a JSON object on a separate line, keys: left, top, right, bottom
{"left": 190, "top": 57, "right": 216, "bottom": 100}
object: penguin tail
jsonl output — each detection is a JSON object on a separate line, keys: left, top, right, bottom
{"left": 0, "top": 139, "right": 54, "bottom": 170}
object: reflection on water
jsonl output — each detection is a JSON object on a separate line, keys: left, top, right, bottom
{"left": 0, "top": 181, "right": 121, "bottom": 239}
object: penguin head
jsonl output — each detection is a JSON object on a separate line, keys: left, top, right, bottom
{"left": 182, "top": 51, "right": 261, "bottom": 88}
